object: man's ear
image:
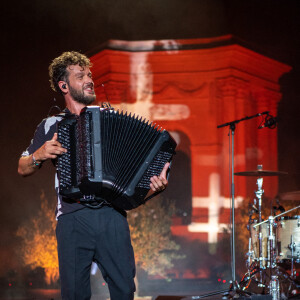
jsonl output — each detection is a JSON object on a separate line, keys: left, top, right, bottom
{"left": 59, "top": 81, "right": 68, "bottom": 92}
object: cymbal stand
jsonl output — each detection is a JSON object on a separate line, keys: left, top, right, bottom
{"left": 246, "top": 237, "right": 254, "bottom": 269}
{"left": 238, "top": 167, "right": 266, "bottom": 288}
{"left": 267, "top": 216, "right": 276, "bottom": 269}
{"left": 254, "top": 173, "right": 265, "bottom": 284}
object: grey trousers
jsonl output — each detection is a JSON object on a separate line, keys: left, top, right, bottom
{"left": 56, "top": 206, "right": 136, "bottom": 300}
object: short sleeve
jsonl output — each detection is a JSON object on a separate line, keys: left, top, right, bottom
{"left": 21, "top": 116, "right": 58, "bottom": 157}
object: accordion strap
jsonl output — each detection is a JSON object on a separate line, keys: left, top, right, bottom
{"left": 79, "top": 195, "right": 111, "bottom": 208}
{"left": 81, "top": 201, "right": 109, "bottom": 209}
{"left": 79, "top": 197, "right": 127, "bottom": 217}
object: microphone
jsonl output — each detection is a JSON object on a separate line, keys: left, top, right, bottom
{"left": 258, "top": 114, "right": 277, "bottom": 129}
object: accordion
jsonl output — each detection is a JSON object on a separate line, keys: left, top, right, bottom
{"left": 56, "top": 106, "right": 177, "bottom": 210}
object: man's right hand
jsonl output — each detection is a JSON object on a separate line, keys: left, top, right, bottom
{"left": 18, "top": 133, "right": 67, "bottom": 176}
{"left": 34, "top": 133, "right": 67, "bottom": 161}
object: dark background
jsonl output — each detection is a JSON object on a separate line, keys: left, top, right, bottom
{"left": 1, "top": 0, "right": 299, "bottom": 276}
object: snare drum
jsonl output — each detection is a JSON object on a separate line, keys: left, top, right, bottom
{"left": 250, "top": 221, "right": 269, "bottom": 267}
{"left": 277, "top": 216, "right": 300, "bottom": 261}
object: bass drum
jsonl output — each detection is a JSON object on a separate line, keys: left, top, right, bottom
{"left": 277, "top": 216, "right": 300, "bottom": 262}
{"left": 250, "top": 221, "right": 269, "bottom": 267}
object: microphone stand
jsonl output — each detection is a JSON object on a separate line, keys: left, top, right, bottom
{"left": 177, "top": 112, "right": 269, "bottom": 300}
{"left": 215, "top": 112, "right": 269, "bottom": 298}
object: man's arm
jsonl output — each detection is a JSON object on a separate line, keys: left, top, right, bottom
{"left": 18, "top": 133, "right": 67, "bottom": 177}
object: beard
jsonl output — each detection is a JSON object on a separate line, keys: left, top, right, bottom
{"left": 69, "top": 84, "right": 96, "bottom": 105}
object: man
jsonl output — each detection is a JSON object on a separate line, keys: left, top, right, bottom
{"left": 18, "top": 51, "right": 169, "bottom": 300}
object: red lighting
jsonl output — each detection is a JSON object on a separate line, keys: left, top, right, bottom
{"left": 29, "top": 282, "right": 33, "bottom": 286}
{"left": 9, "top": 283, "right": 12, "bottom": 287}
{"left": 102, "top": 282, "right": 106, "bottom": 286}
{"left": 89, "top": 37, "right": 291, "bottom": 279}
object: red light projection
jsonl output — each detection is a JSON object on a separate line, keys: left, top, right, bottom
{"left": 90, "top": 35, "right": 291, "bottom": 245}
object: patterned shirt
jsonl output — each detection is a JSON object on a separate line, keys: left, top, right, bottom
{"left": 21, "top": 109, "right": 85, "bottom": 219}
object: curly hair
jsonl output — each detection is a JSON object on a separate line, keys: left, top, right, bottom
{"left": 49, "top": 51, "right": 92, "bottom": 93}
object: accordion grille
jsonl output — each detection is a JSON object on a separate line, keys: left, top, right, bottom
{"left": 57, "top": 119, "right": 78, "bottom": 189}
{"left": 78, "top": 111, "right": 94, "bottom": 181}
{"left": 137, "top": 151, "right": 173, "bottom": 189}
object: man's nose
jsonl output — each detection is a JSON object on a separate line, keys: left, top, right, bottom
{"left": 86, "top": 77, "right": 93, "bottom": 84}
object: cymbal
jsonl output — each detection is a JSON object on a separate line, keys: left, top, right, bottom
{"left": 280, "top": 191, "right": 300, "bottom": 201}
{"left": 234, "top": 170, "right": 288, "bottom": 177}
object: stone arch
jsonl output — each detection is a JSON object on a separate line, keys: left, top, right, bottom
{"left": 163, "top": 131, "right": 192, "bottom": 225}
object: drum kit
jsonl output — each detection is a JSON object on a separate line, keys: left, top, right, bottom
{"left": 214, "top": 112, "right": 299, "bottom": 300}
{"left": 234, "top": 165, "right": 300, "bottom": 299}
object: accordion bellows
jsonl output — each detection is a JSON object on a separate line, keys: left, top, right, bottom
{"left": 57, "top": 106, "right": 177, "bottom": 210}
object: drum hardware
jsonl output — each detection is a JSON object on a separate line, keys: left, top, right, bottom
{"left": 255, "top": 216, "right": 278, "bottom": 291}
{"left": 256, "top": 175, "right": 264, "bottom": 271}
{"left": 240, "top": 266, "right": 267, "bottom": 292}
{"left": 240, "top": 262, "right": 297, "bottom": 298}
{"left": 290, "top": 235, "right": 296, "bottom": 280}
{"left": 240, "top": 166, "right": 267, "bottom": 276}
{"left": 270, "top": 275, "right": 280, "bottom": 300}
{"left": 269, "top": 216, "right": 278, "bottom": 268}
{"left": 238, "top": 166, "right": 278, "bottom": 293}
{"left": 276, "top": 221, "right": 299, "bottom": 287}
{"left": 193, "top": 110, "right": 295, "bottom": 299}
{"left": 246, "top": 237, "right": 255, "bottom": 269}
{"left": 247, "top": 206, "right": 300, "bottom": 297}
{"left": 235, "top": 164, "right": 300, "bottom": 298}
{"left": 229, "top": 157, "right": 300, "bottom": 298}
{"left": 277, "top": 215, "right": 300, "bottom": 282}
{"left": 249, "top": 220, "right": 269, "bottom": 269}
{"left": 235, "top": 165, "right": 288, "bottom": 272}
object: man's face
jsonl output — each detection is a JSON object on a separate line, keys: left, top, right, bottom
{"left": 67, "top": 64, "right": 96, "bottom": 105}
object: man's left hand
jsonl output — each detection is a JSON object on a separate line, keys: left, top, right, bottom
{"left": 149, "top": 162, "right": 170, "bottom": 192}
